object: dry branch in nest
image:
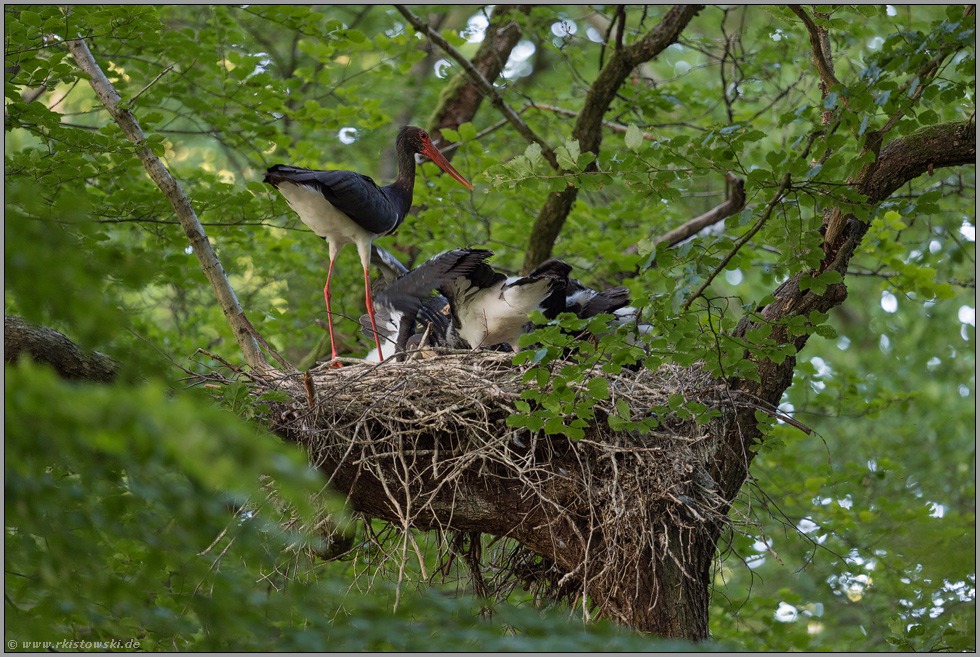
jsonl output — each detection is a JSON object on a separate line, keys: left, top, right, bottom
{"left": 247, "top": 350, "right": 743, "bottom": 617}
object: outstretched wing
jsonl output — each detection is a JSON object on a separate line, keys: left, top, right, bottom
{"left": 521, "top": 259, "right": 573, "bottom": 319}
{"left": 363, "top": 249, "right": 493, "bottom": 357}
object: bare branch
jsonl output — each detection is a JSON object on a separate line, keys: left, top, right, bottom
{"left": 624, "top": 173, "right": 746, "bottom": 256}
{"left": 395, "top": 4, "right": 560, "bottom": 170}
{"left": 683, "top": 173, "right": 791, "bottom": 311}
{"left": 525, "top": 103, "right": 659, "bottom": 140}
{"left": 64, "top": 36, "right": 268, "bottom": 371}
{"left": 124, "top": 63, "right": 174, "bottom": 105}
{"left": 21, "top": 84, "right": 50, "bottom": 104}
{"left": 864, "top": 120, "right": 976, "bottom": 203}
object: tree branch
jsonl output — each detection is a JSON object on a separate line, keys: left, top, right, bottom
{"left": 683, "top": 173, "right": 790, "bottom": 311}
{"left": 65, "top": 36, "right": 269, "bottom": 372}
{"left": 789, "top": 6, "right": 845, "bottom": 104}
{"left": 4, "top": 316, "right": 117, "bottom": 383}
{"left": 426, "top": 5, "right": 531, "bottom": 152}
{"left": 522, "top": 5, "right": 703, "bottom": 273}
{"left": 623, "top": 173, "right": 746, "bottom": 255}
{"left": 395, "top": 4, "right": 560, "bottom": 170}
{"left": 865, "top": 121, "right": 976, "bottom": 202}
{"left": 526, "top": 102, "right": 661, "bottom": 140}
{"left": 721, "top": 119, "right": 976, "bottom": 499}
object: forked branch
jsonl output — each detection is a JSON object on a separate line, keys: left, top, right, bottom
{"left": 789, "top": 6, "right": 845, "bottom": 104}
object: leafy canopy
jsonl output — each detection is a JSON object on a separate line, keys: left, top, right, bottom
{"left": 4, "top": 4, "right": 975, "bottom": 651}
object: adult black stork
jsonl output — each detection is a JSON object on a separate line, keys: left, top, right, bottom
{"left": 361, "top": 248, "right": 492, "bottom": 361}
{"left": 263, "top": 126, "right": 473, "bottom": 363}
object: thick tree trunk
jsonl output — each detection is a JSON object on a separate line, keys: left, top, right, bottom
{"left": 4, "top": 316, "right": 117, "bottom": 383}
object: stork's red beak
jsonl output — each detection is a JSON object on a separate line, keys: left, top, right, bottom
{"left": 420, "top": 140, "right": 474, "bottom": 190}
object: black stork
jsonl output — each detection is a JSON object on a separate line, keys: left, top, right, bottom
{"left": 360, "top": 248, "right": 492, "bottom": 361}
{"left": 563, "top": 279, "right": 631, "bottom": 319}
{"left": 263, "top": 126, "right": 473, "bottom": 363}
{"left": 441, "top": 257, "right": 572, "bottom": 352}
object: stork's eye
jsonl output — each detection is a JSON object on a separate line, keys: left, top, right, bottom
{"left": 420, "top": 130, "right": 428, "bottom": 140}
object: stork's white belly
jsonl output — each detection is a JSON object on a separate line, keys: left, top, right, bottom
{"left": 456, "top": 277, "right": 552, "bottom": 350}
{"left": 277, "top": 182, "right": 377, "bottom": 262}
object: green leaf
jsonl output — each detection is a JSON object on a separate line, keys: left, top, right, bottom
{"left": 459, "top": 122, "right": 478, "bottom": 141}
{"left": 625, "top": 124, "right": 643, "bottom": 153}
{"left": 556, "top": 138, "right": 581, "bottom": 170}
{"left": 523, "top": 142, "right": 543, "bottom": 170}
{"left": 21, "top": 10, "right": 42, "bottom": 26}
{"left": 587, "top": 377, "right": 609, "bottom": 400}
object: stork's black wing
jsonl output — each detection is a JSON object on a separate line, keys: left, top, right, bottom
{"left": 581, "top": 286, "right": 631, "bottom": 318}
{"left": 523, "top": 259, "right": 573, "bottom": 319}
{"left": 439, "top": 257, "right": 506, "bottom": 330}
{"left": 264, "top": 164, "right": 402, "bottom": 235}
{"left": 362, "top": 249, "right": 493, "bottom": 357}
{"left": 371, "top": 244, "right": 409, "bottom": 284}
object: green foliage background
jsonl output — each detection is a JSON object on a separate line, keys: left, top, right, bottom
{"left": 4, "top": 4, "right": 975, "bottom": 651}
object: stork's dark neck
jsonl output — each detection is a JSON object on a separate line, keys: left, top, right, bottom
{"left": 385, "top": 136, "right": 418, "bottom": 218}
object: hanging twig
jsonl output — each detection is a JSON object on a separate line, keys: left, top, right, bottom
{"left": 682, "top": 173, "right": 792, "bottom": 311}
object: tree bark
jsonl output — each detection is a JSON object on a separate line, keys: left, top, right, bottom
{"left": 64, "top": 36, "right": 269, "bottom": 372}
{"left": 864, "top": 120, "right": 976, "bottom": 202}
{"left": 4, "top": 316, "right": 117, "bottom": 383}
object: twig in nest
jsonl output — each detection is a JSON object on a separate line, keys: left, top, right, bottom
{"left": 303, "top": 371, "right": 317, "bottom": 411}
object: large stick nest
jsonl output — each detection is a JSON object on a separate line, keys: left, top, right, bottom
{"left": 255, "top": 350, "right": 738, "bottom": 615}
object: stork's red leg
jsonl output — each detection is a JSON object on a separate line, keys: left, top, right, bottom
{"left": 363, "top": 267, "right": 384, "bottom": 360}
{"left": 323, "top": 258, "right": 341, "bottom": 366}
